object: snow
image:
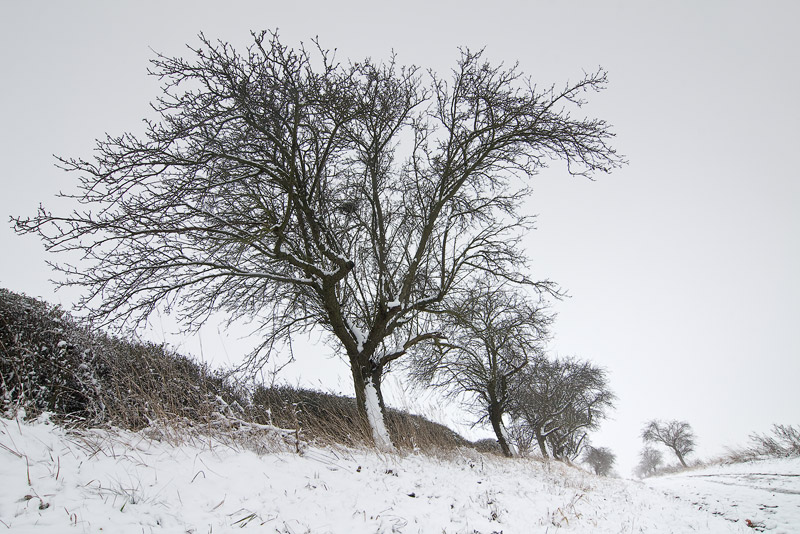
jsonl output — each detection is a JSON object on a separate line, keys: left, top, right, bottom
{"left": 0, "top": 415, "right": 779, "bottom": 533}
{"left": 344, "top": 317, "right": 366, "bottom": 353}
{"left": 645, "top": 457, "right": 800, "bottom": 533}
{"left": 498, "top": 422, "right": 518, "bottom": 457}
{"left": 364, "top": 378, "right": 394, "bottom": 452}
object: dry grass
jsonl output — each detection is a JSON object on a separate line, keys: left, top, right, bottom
{"left": 723, "top": 424, "right": 800, "bottom": 463}
{"left": 1, "top": 287, "right": 478, "bottom": 456}
{"left": 249, "top": 385, "right": 472, "bottom": 453}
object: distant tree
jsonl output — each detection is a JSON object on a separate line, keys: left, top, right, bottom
{"left": 13, "top": 32, "right": 622, "bottom": 449}
{"left": 634, "top": 447, "right": 664, "bottom": 478}
{"left": 583, "top": 446, "right": 616, "bottom": 476}
{"left": 409, "top": 280, "right": 551, "bottom": 457}
{"left": 510, "top": 356, "right": 614, "bottom": 460}
{"left": 641, "top": 419, "right": 695, "bottom": 467}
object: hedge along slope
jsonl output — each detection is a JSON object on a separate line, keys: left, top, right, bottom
{"left": 0, "top": 288, "right": 473, "bottom": 452}
{"left": 0, "top": 288, "right": 106, "bottom": 420}
{"left": 0, "top": 287, "right": 245, "bottom": 428}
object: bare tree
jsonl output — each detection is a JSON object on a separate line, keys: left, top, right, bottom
{"left": 510, "top": 356, "right": 614, "bottom": 460}
{"left": 634, "top": 447, "right": 664, "bottom": 478}
{"left": 583, "top": 445, "right": 616, "bottom": 476}
{"left": 408, "top": 279, "right": 551, "bottom": 457}
{"left": 13, "top": 32, "right": 622, "bottom": 448}
{"left": 547, "top": 411, "right": 596, "bottom": 461}
{"left": 641, "top": 419, "right": 696, "bottom": 467}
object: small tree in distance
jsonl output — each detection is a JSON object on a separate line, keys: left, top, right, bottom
{"left": 583, "top": 446, "right": 616, "bottom": 476}
{"left": 635, "top": 447, "right": 664, "bottom": 478}
{"left": 408, "top": 279, "right": 551, "bottom": 457}
{"left": 642, "top": 419, "right": 696, "bottom": 468}
{"left": 13, "top": 31, "right": 622, "bottom": 449}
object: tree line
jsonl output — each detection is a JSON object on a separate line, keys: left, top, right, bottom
{"left": 13, "top": 31, "right": 623, "bottom": 454}
{"left": 409, "top": 278, "right": 615, "bottom": 458}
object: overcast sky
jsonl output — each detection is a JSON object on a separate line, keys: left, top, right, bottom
{"left": 2, "top": 1, "right": 798, "bottom": 475}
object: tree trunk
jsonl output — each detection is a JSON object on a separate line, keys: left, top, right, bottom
{"left": 488, "top": 401, "right": 514, "bottom": 457}
{"left": 350, "top": 357, "right": 395, "bottom": 451}
{"left": 674, "top": 448, "right": 688, "bottom": 468}
{"left": 535, "top": 429, "right": 549, "bottom": 458}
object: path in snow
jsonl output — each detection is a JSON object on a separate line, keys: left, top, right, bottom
{"left": 645, "top": 458, "right": 800, "bottom": 533}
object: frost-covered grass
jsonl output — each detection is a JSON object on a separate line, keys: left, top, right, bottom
{"left": 724, "top": 425, "right": 800, "bottom": 463}
{"left": 1, "top": 414, "right": 754, "bottom": 533}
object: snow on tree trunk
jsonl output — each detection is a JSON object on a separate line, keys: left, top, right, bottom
{"left": 499, "top": 422, "right": 517, "bottom": 457}
{"left": 364, "top": 377, "right": 394, "bottom": 452}
{"left": 536, "top": 433, "right": 549, "bottom": 458}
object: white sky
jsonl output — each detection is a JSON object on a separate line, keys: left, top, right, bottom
{"left": 1, "top": 1, "right": 798, "bottom": 475}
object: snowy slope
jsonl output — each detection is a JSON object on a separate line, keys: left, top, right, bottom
{"left": 645, "top": 457, "right": 800, "bottom": 534}
{"left": 1, "top": 415, "right": 754, "bottom": 533}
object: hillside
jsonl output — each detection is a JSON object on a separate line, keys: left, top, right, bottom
{"left": 1, "top": 414, "right": 753, "bottom": 533}
{"left": 0, "top": 287, "right": 471, "bottom": 453}
{"left": 3, "top": 287, "right": 798, "bottom": 532}
{"left": 645, "top": 457, "right": 800, "bottom": 533}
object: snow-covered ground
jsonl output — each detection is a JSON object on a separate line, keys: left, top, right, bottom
{"left": 645, "top": 457, "right": 800, "bottom": 534}
{"left": 1, "top": 415, "right": 786, "bottom": 533}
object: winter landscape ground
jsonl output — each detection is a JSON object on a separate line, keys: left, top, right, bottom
{"left": 2, "top": 414, "right": 797, "bottom": 533}
{"left": 644, "top": 459, "right": 800, "bottom": 533}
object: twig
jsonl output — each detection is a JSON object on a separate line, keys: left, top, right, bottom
{"left": 0, "top": 441, "right": 23, "bottom": 458}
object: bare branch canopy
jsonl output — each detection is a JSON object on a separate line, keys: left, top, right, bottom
{"left": 13, "top": 31, "right": 624, "bottom": 447}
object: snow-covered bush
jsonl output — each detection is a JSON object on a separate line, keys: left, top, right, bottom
{"left": 749, "top": 425, "right": 800, "bottom": 457}
{"left": 0, "top": 288, "right": 243, "bottom": 428}
{"left": 0, "top": 288, "right": 105, "bottom": 421}
{"left": 725, "top": 424, "right": 800, "bottom": 462}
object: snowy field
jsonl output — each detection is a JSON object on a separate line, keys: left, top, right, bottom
{"left": 645, "top": 457, "right": 800, "bottom": 533}
{"left": 1, "top": 415, "right": 789, "bottom": 533}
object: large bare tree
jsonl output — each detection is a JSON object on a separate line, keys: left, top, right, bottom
{"left": 14, "top": 32, "right": 622, "bottom": 448}
{"left": 409, "top": 279, "right": 551, "bottom": 457}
